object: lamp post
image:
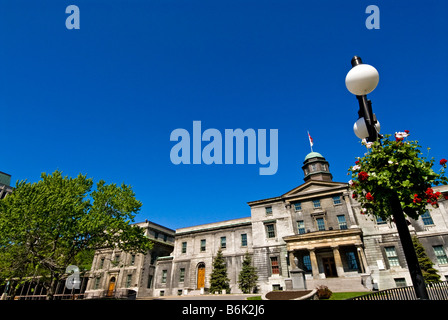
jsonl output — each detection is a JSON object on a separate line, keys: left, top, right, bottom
{"left": 345, "top": 56, "right": 429, "bottom": 300}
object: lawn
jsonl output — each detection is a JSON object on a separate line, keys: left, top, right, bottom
{"left": 323, "top": 292, "right": 369, "bottom": 300}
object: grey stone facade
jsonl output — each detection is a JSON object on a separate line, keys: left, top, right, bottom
{"left": 86, "top": 152, "right": 448, "bottom": 297}
{"left": 84, "top": 221, "right": 175, "bottom": 299}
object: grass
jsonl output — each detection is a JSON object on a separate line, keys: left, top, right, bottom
{"left": 246, "top": 292, "right": 368, "bottom": 300}
{"left": 322, "top": 292, "right": 369, "bottom": 300}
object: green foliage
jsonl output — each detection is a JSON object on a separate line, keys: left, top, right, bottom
{"left": 412, "top": 236, "right": 441, "bottom": 283}
{"left": 0, "top": 170, "right": 153, "bottom": 298}
{"left": 238, "top": 251, "right": 258, "bottom": 294}
{"left": 209, "top": 249, "right": 230, "bottom": 293}
{"left": 348, "top": 132, "right": 448, "bottom": 221}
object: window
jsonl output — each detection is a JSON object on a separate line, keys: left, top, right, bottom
{"left": 126, "top": 274, "right": 132, "bottom": 288}
{"left": 265, "top": 206, "right": 273, "bottom": 215}
{"left": 421, "top": 211, "right": 434, "bottom": 226}
{"left": 200, "top": 239, "right": 206, "bottom": 252}
{"left": 147, "top": 275, "right": 153, "bottom": 288}
{"left": 297, "top": 220, "right": 306, "bottom": 234}
{"left": 303, "top": 255, "right": 312, "bottom": 272}
{"left": 94, "top": 277, "right": 101, "bottom": 290}
{"left": 313, "top": 199, "right": 321, "bottom": 208}
{"left": 294, "top": 203, "right": 302, "bottom": 211}
{"left": 154, "top": 231, "right": 159, "bottom": 239}
{"left": 433, "top": 246, "right": 448, "bottom": 264}
{"left": 130, "top": 254, "right": 135, "bottom": 265}
{"left": 322, "top": 164, "right": 327, "bottom": 171}
{"left": 311, "top": 164, "right": 316, "bottom": 172}
{"left": 221, "top": 236, "right": 227, "bottom": 249}
{"left": 376, "top": 217, "right": 386, "bottom": 225}
{"left": 316, "top": 217, "right": 325, "bottom": 231}
{"left": 394, "top": 278, "right": 407, "bottom": 288}
{"left": 182, "top": 242, "right": 187, "bottom": 254}
{"left": 333, "top": 196, "right": 342, "bottom": 205}
{"left": 346, "top": 252, "right": 358, "bottom": 270}
{"left": 337, "top": 215, "right": 348, "bottom": 230}
{"left": 385, "top": 247, "right": 400, "bottom": 267}
{"left": 163, "top": 234, "right": 168, "bottom": 242}
{"left": 114, "top": 254, "right": 120, "bottom": 263}
{"left": 179, "top": 268, "right": 185, "bottom": 282}
{"left": 270, "top": 257, "right": 280, "bottom": 274}
{"left": 241, "top": 234, "right": 247, "bottom": 247}
{"left": 161, "top": 270, "right": 167, "bottom": 283}
{"left": 99, "top": 258, "right": 104, "bottom": 269}
{"left": 272, "top": 284, "right": 281, "bottom": 291}
{"left": 266, "top": 224, "right": 276, "bottom": 238}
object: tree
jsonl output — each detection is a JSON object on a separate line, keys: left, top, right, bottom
{"left": 412, "top": 236, "right": 440, "bottom": 283}
{"left": 0, "top": 170, "right": 153, "bottom": 300}
{"left": 209, "top": 249, "right": 230, "bottom": 294}
{"left": 238, "top": 251, "right": 258, "bottom": 294}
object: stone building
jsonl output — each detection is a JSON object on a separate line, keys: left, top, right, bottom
{"left": 84, "top": 220, "right": 175, "bottom": 299}
{"left": 0, "top": 171, "right": 13, "bottom": 199}
{"left": 86, "top": 151, "right": 448, "bottom": 297}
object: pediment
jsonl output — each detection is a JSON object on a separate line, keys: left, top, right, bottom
{"left": 282, "top": 180, "right": 348, "bottom": 200}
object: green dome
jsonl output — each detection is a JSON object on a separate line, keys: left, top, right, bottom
{"left": 304, "top": 152, "right": 324, "bottom": 161}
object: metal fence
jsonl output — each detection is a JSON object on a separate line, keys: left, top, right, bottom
{"left": 349, "top": 281, "right": 448, "bottom": 300}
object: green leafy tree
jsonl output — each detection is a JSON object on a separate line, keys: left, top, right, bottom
{"left": 0, "top": 170, "right": 153, "bottom": 300}
{"left": 209, "top": 248, "right": 230, "bottom": 294}
{"left": 412, "top": 236, "right": 440, "bottom": 283}
{"left": 348, "top": 131, "right": 448, "bottom": 221}
{"left": 238, "top": 251, "right": 258, "bottom": 294}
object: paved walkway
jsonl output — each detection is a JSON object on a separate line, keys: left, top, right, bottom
{"left": 138, "top": 294, "right": 260, "bottom": 300}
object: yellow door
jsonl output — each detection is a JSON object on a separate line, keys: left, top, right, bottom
{"left": 107, "top": 277, "right": 116, "bottom": 297}
{"left": 197, "top": 265, "right": 205, "bottom": 289}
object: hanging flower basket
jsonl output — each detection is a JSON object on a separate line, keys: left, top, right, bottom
{"left": 348, "top": 131, "right": 448, "bottom": 221}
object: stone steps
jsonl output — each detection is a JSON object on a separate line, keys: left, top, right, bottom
{"left": 306, "top": 277, "right": 371, "bottom": 292}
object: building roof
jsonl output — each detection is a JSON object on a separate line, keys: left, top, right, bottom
{"left": 304, "top": 152, "right": 324, "bottom": 161}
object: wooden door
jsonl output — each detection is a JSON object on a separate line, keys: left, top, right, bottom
{"left": 323, "top": 257, "right": 337, "bottom": 277}
{"left": 107, "top": 277, "right": 116, "bottom": 297}
{"left": 197, "top": 264, "right": 205, "bottom": 289}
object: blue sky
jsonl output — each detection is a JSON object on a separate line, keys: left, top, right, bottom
{"left": 0, "top": 0, "right": 447, "bottom": 230}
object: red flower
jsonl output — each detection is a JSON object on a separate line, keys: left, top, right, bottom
{"left": 413, "top": 194, "right": 422, "bottom": 203}
{"left": 352, "top": 193, "right": 358, "bottom": 199}
{"left": 366, "top": 192, "right": 374, "bottom": 201}
{"left": 440, "top": 159, "right": 447, "bottom": 166}
{"left": 358, "top": 171, "right": 369, "bottom": 182}
{"left": 404, "top": 130, "right": 410, "bottom": 134}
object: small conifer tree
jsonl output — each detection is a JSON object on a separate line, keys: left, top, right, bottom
{"left": 209, "top": 249, "right": 230, "bottom": 293}
{"left": 238, "top": 251, "right": 258, "bottom": 294}
{"left": 412, "top": 236, "right": 441, "bottom": 283}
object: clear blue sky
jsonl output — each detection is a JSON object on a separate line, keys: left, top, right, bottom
{"left": 1, "top": 1, "right": 447, "bottom": 230}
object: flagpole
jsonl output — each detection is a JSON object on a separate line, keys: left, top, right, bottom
{"left": 307, "top": 131, "right": 313, "bottom": 153}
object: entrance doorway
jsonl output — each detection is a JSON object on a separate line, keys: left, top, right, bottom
{"left": 197, "top": 263, "right": 205, "bottom": 289}
{"left": 322, "top": 257, "right": 337, "bottom": 277}
{"left": 107, "top": 277, "right": 116, "bottom": 297}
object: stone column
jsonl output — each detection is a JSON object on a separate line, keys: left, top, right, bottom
{"left": 332, "top": 246, "right": 345, "bottom": 277}
{"left": 309, "top": 248, "right": 319, "bottom": 279}
{"left": 356, "top": 245, "right": 370, "bottom": 274}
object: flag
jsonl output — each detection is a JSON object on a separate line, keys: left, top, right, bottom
{"left": 308, "top": 131, "right": 313, "bottom": 147}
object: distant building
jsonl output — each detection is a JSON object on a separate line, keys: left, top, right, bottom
{"left": 84, "top": 221, "right": 175, "bottom": 299}
{"left": 87, "top": 151, "right": 448, "bottom": 298}
{"left": 0, "top": 171, "right": 13, "bottom": 199}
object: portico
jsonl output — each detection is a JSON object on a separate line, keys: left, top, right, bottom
{"left": 284, "top": 228, "right": 369, "bottom": 279}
